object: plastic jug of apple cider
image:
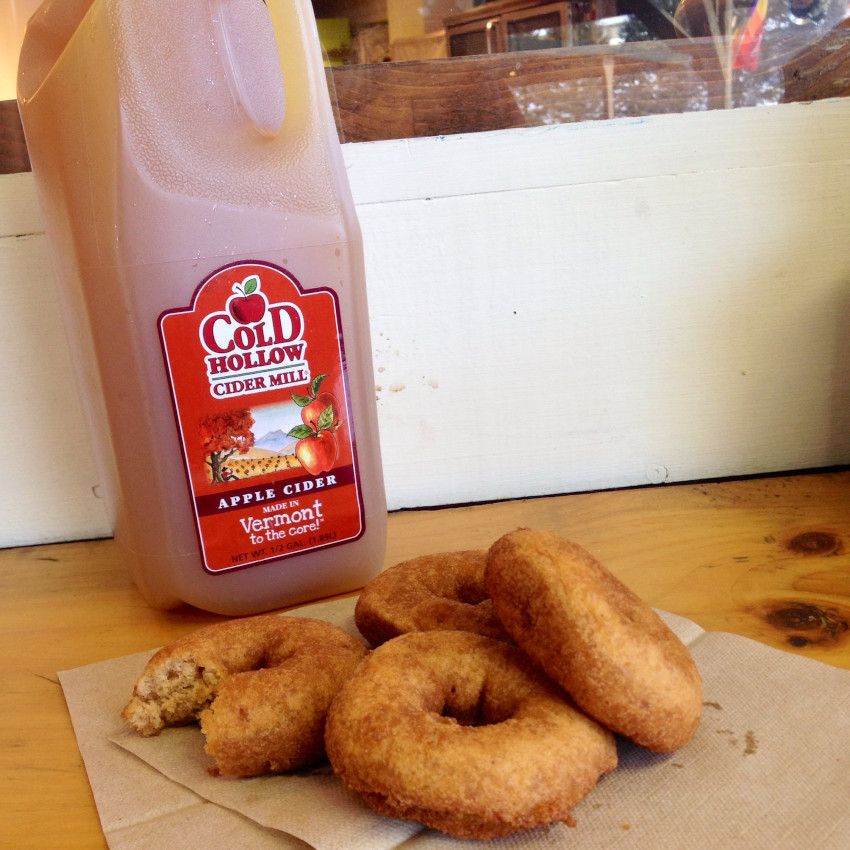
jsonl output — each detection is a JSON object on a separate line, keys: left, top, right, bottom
{"left": 17, "top": 0, "right": 387, "bottom": 615}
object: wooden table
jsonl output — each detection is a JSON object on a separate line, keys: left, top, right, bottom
{"left": 2, "top": 470, "right": 849, "bottom": 848}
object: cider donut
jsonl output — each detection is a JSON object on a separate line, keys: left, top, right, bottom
{"left": 354, "top": 550, "right": 509, "bottom": 646}
{"left": 485, "top": 528, "right": 702, "bottom": 752}
{"left": 325, "top": 630, "right": 617, "bottom": 840}
{"left": 122, "top": 615, "right": 367, "bottom": 777}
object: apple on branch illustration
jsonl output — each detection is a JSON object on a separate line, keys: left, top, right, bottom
{"left": 290, "top": 373, "right": 342, "bottom": 432}
{"left": 228, "top": 274, "right": 266, "bottom": 324}
{"left": 288, "top": 375, "right": 341, "bottom": 475}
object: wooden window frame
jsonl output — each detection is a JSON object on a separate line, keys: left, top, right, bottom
{"left": 2, "top": 21, "right": 850, "bottom": 172}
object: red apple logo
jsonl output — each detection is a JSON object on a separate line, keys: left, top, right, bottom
{"left": 229, "top": 275, "right": 266, "bottom": 324}
{"left": 290, "top": 374, "right": 342, "bottom": 432}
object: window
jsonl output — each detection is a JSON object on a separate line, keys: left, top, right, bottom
{"left": 315, "top": 0, "right": 850, "bottom": 142}
{"left": 1, "top": 0, "right": 849, "bottom": 171}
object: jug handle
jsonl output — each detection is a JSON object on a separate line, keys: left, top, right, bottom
{"left": 264, "top": 0, "right": 340, "bottom": 140}
{"left": 211, "top": 0, "right": 288, "bottom": 138}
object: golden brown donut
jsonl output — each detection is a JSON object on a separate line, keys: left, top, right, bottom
{"left": 485, "top": 528, "right": 702, "bottom": 752}
{"left": 325, "top": 630, "right": 618, "bottom": 840}
{"left": 353, "top": 550, "right": 509, "bottom": 645}
{"left": 122, "top": 614, "right": 367, "bottom": 776}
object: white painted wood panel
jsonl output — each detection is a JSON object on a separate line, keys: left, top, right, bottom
{"left": 1, "top": 230, "right": 113, "bottom": 544}
{"left": 364, "top": 155, "right": 850, "bottom": 507}
{"left": 2, "top": 99, "right": 849, "bottom": 547}
{"left": 344, "top": 98, "right": 850, "bottom": 205}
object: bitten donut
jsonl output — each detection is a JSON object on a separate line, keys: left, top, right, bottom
{"left": 325, "top": 630, "right": 617, "bottom": 840}
{"left": 122, "top": 615, "right": 367, "bottom": 777}
{"left": 485, "top": 528, "right": 702, "bottom": 752}
{"left": 354, "top": 550, "right": 509, "bottom": 645}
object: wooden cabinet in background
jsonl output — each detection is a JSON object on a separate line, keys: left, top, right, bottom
{"left": 444, "top": 0, "right": 616, "bottom": 57}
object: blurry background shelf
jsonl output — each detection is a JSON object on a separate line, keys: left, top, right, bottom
{"left": 2, "top": 25, "right": 850, "bottom": 161}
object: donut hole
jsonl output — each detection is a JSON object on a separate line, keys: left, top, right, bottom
{"left": 438, "top": 681, "right": 517, "bottom": 727}
{"left": 450, "top": 579, "right": 490, "bottom": 606}
{"left": 250, "top": 643, "right": 302, "bottom": 671}
{"left": 248, "top": 652, "right": 272, "bottom": 670}
{"left": 439, "top": 701, "right": 512, "bottom": 727}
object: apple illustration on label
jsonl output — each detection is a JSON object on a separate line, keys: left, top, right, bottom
{"left": 229, "top": 274, "right": 266, "bottom": 324}
{"left": 288, "top": 381, "right": 341, "bottom": 475}
{"left": 294, "top": 430, "right": 338, "bottom": 475}
{"left": 291, "top": 374, "right": 342, "bottom": 432}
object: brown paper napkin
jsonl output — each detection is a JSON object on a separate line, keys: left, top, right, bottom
{"left": 59, "top": 598, "right": 850, "bottom": 849}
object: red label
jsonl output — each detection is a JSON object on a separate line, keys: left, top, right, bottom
{"left": 159, "top": 261, "right": 364, "bottom": 573}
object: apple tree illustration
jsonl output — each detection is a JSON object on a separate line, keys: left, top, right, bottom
{"left": 200, "top": 409, "right": 255, "bottom": 484}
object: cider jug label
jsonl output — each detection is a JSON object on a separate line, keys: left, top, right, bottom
{"left": 159, "top": 261, "right": 365, "bottom": 573}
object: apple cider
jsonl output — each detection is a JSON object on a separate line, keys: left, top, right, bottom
{"left": 18, "top": 0, "right": 387, "bottom": 614}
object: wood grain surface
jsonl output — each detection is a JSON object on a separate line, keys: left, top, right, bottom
{"left": 1, "top": 470, "right": 848, "bottom": 848}
{"left": 3, "top": 28, "right": 850, "bottom": 171}
{"left": 0, "top": 99, "right": 28, "bottom": 174}
{"left": 329, "top": 29, "right": 850, "bottom": 142}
